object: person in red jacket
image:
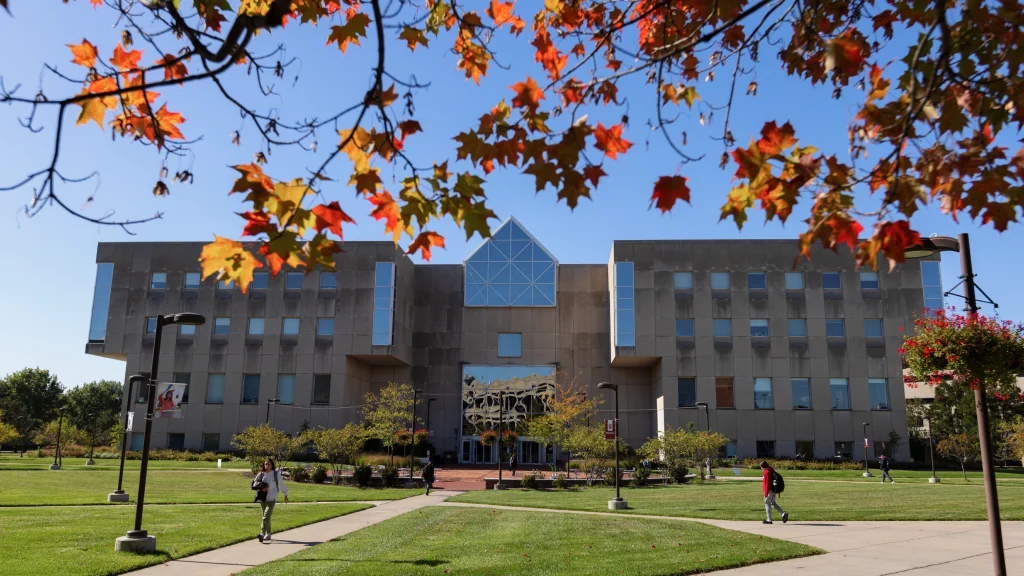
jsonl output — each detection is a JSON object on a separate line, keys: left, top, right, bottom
{"left": 760, "top": 460, "right": 788, "bottom": 525}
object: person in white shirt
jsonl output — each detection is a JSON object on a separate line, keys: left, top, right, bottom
{"left": 255, "top": 459, "right": 288, "bottom": 542}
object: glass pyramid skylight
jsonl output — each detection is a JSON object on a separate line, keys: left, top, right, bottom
{"left": 464, "top": 218, "right": 557, "bottom": 307}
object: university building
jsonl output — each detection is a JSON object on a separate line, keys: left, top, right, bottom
{"left": 86, "top": 217, "right": 939, "bottom": 463}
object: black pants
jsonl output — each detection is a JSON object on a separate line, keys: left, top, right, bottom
{"left": 881, "top": 470, "right": 894, "bottom": 482}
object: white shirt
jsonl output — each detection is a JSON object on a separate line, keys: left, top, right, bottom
{"left": 256, "top": 469, "right": 288, "bottom": 502}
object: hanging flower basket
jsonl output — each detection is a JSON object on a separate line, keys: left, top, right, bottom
{"left": 413, "top": 428, "right": 430, "bottom": 445}
{"left": 393, "top": 429, "right": 413, "bottom": 446}
{"left": 501, "top": 429, "right": 519, "bottom": 447}
{"left": 479, "top": 429, "right": 498, "bottom": 446}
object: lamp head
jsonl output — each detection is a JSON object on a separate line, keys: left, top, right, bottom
{"left": 904, "top": 236, "right": 960, "bottom": 259}
{"left": 862, "top": 422, "right": 871, "bottom": 427}
{"left": 597, "top": 382, "right": 617, "bottom": 391}
{"left": 695, "top": 402, "right": 708, "bottom": 408}
{"left": 128, "top": 375, "right": 147, "bottom": 385}
{"left": 415, "top": 389, "right": 423, "bottom": 394}
{"left": 164, "top": 313, "right": 206, "bottom": 326}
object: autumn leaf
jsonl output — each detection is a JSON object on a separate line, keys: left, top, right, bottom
{"left": 110, "top": 43, "right": 143, "bottom": 71}
{"left": 593, "top": 123, "right": 632, "bottom": 159}
{"left": 156, "top": 54, "right": 189, "bottom": 82}
{"left": 239, "top": 210, "right": 276, "bottom": 237}
{"left": 68, "top": 39, "right": 98, "bottom": 68}
{"left": 661, "top": 84, "right": 700, "bottom": 108}
{"left": 650, "top": 176, "right": 691, "bottom": 213}
{"left": 155, "top": 104, "right": 186, "bottom": 141}
{"left": 311, "top": 201, "right": 356, "bottom": 237}
{"left": 407, "top": 230, "right": 446, "bottom": 260}
{"left": 76, "top": 98, "right": 108, "bottom": 128}
{"left": 511, "top": 77, "right": 544, "bottom": 111}
{"left": 582, "top": 165, "right": 606, "bottom": 188}
{"left": 368, "top": 191, "right": 405, "bottom": 241}
{"left": 487, "top": 0, "right": 525, "bottom": 35}
{"left": 259, "top": 232, "right": 305, "bottom": 276}
{"left": 200, "top": 236, "right": 263, "bottom": 293}
{"left": 523, "top": 161, "right": 560, "bottom": 191}
{"left": 397, "top": 120, "right": 422, "bottom": 142}
{"left": 328, "top": 12, "right": 371, "bottom": 53}
{"left": 399, "top": 26, "right": 429, "bottom": 51}
{"left": 756, "top": 121, "right": 798, "bottom": 155}
{"left": 351, "top": 168, "right": 383, "bottom": 195}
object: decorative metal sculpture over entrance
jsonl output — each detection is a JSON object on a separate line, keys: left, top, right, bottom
{"left": 464, "top": 217, "right": 558, "bottom": 306}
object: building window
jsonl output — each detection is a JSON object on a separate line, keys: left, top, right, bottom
{"left": 835, "top": 441, "right": 853, "bottom": 459}
{"left": 319, "top": 272, "right": 337, "bottom": 289}
{"left": 497, "top": 333, "right": 523, "bottom": 357}
{"left": 312, "top": 374, "right": 331, "bottom": 405}
{"left": 788, "top": 319, "right": 807, "bottom": 337}
{"left": 795, "top": 441, "right": 814, "bottom": 459}
{"left": 823, "top": 271, "right": 841, "bottom": 290}
{"left": 173, "top": 373, "right": 191, "bottom": 404}
{"left": 282, "top": 317, "right": 300, "bottom": 335}
{"left": 830, "top": 378, "right": 851, "bottom": 410}
{"left": 202, "top": 433, "right": 220, "bottom": 451}
{"left": 179, "top": 324, "right": 196, "bottom": 335}
{"left": 748, "top": 272, "right": 767, "bottom": 290}
{"left": 675, "top": 319, "right": 694, "bottom": 337}
{"left": 145, "top": 317, "right": 158, "bottom": 334}
{"left": 278, "top": 375, "right": 295, "bottom": 405}
{"left": 869, "top": 378, "right": 890, "bottom": 410}
{"left": 464, "top": 218, "right": 557, "bottom": 306}
{"left": 249, "top": 318, "right": 265, "bottom": 335}
{"left": 214, "top": 317, "right": 230, "bottom": 335}
{"left": 785, "top": 272, "right": 804, "bottom": 290}
{"left": 921, "top": 261, "right": 944, "bottom": 311}
{"left": 251, "top": 272, "right": 269, "bottom": 290}
{"left": 673, "top": 272, "right": 693, "bottom": 289}
{"left": 241, "top": 374, "right": 260, "bottom": 404}
{"left": 317, "top": 318, "right": 334, "bottom": 336}
{"left": 864, "top": 319, "right": 883, "bottom": 338}
{"left": 678, "top": 378, "right": 696, "bottom": 408}
{"left": 757, "top": 441, "right": 776, "bottom": 458}
{"left": 135, "top": 373, "right": 151, "bottom": 403}
{"left": 791, "top": 378, "right": 811, "bottom": 409}
{"left": 373, "top": 262, "right": 396, "bottom": 346}
{"left": 88, "top": 263, "right": 114, "bottom": 342}
{"left": 613, "top": 262, "right": 635, "bottom": 347}
{"left": 724, "top": 441, "right": 737, "bottom": 458}
{"left": 206, "top": 374, "right": 225, "bottom": 404}
{"left": 218, "top": 279, "right": 234, "bottom": 291}
{"left": 150, "top": 272, "right": 167, "bottom": 289}
{"left": 750, "top": 319, "right": 769, "bottom": 337}
{"left": 713, "top": 319, "right": 732, "bottom": 337}
{"left": 167, "top": 434, "right": 185, "bottom": 450}
{"left": 131, "top": 434, "right": 145, "bottom": 451}
{"left": 285, "top": 272, "right": 303, "bottom": 290}
{"left": 754, "top": 378, "right": 773, "bottom": 409}
{"left": 715, "top": 377, "right": 734, "bottom": 408}
{"left": 184, "top": 272, "right": 201, "bottom": 289}
{"left": 860, "top": 271, "right": 879, "bottom": 290}
{"left": 825, "top": 319, "right": 845, "bottom": 337}
{"left": 711, "top": 272, "right": 730, "bottom": 289}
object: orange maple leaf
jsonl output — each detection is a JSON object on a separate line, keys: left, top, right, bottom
{"left": 68, "top": 39, "right": 98, "bottom": 68}
{"left": 239, "top": 211, "right": 276, "bottom": 237}
{"left": 407, "top": 230, "right": 446, "bottom": 261}
{"left": 156, "top": 54, "right": 189, "bottom": 82}
{"left": 876, "top": 220, "right": 920, "bottom": 262}
{"left": 368, "top": 191, "right": 403, "bottom": 241}
{"left": 110, "top": 43, "right": 143, "bottom": 71}
{"left": 650, "top": 176, "right": 691, "bottom": 213}
{"left": 311, "top": 201, "right": 356, "bottom": 238}
{"left": 327, "top": 12, "right": 370, "bottom": 53}
{"left": 756, "top": 121, "right": 798, "bottom": 155}
{"left": 89, "top": 0, "right": 101, "bottom": 6}
{"left": 199, "top": 236, "right": 263, "bottom": 293}
{"left": 486, "top": 0, "right": 525, "bottom": 35}
{"left": 155, "top": 104, "right": 185, "bottom": 141}
{"left": 511, "top": 77, "right": 544, "bottom": 110}
{"left": 397, "top": 120, "right": 422, "bottom": 143}
{"left": 593, "top": 123, "right": 632, "bottom": 159}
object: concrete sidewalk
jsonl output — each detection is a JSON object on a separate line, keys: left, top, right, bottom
{"left": 125, "top": 491, "right": 460, "bottom": 576}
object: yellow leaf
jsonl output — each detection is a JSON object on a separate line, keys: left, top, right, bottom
{"left": 398, "top": 26, "right": 429, "bottom": 51}
{"left": 200, "top": 236, "right": 263, "bottom": 293}
{"left": 327, "top": 12, "right": 371, "bottom": 53}
{"left": 266, "top": 179, "right": 308, "bottom": 223}
{"left": 76, "top": 98, "right": 108, "bottom": 128}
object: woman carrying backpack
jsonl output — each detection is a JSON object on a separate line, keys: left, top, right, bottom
{"left": 760, "top": 460, "right": 788, "bottom": 525}
{"left": 253, "top": 458, "right": 288, "bottom": 543}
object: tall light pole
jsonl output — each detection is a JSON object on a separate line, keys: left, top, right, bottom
{"left": 906, "top": 233, "right": 1004, "bottom": 574}
{"left": 597, "top": 382, "right": 626, "bottom": 510}
{"left": 924, "top": 417, "right": 940, "bottom": 484}
{"left": 109, "top": 375, "right": 146, "bottom": 502}
{"left": 695, "top": 402, "right": 714, "bottom": 480}
{"left": 862, "top": 422, "right": 872, "bottom": 477}
{"left": 495, "top": 390, "right": 506, "bottom": 490}
{"left": 426, "top": 398, "right": 436, "bottom": 460}
{"left": 49, "top": 407, "right": 64, "bottom": 471}
{"left": 116, "top": 313, "right": 205, "bottom": 553}
{"left": 410, "top": 389, "right": 421, "bottom": 481}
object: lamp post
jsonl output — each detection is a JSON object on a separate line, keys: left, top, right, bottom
{"left": 109, "top": 375, "right": 146, "bottom": 502}
{"left": 924, "top": 417, "right": 940, "bottom": 484}
{"left": 265, "top": 398, "right": 280, "bottom": 425}
{"left": 49, "top": 407, "right": 64, "bottom": 470}
{"left": 597, "top": 382, "right": 626, "bottom": 510}
{"left": 115, "top": 313, "right": 205, "bottom": 553}
{"left": 495, "top": 390, "right": 506, "bottom": 490}
{"left": 409, "top": 389, "right": 422, "bottom": 483}
{"left": 906, "top": 233, "right": 1004, "bottom": 574}
{"left": 426, "top": 398, "right": 436, "bottom": 461}
{"left": 862, "top": 422, "right": 872, "bottom": 477}
{"left": 695, "top": 402, "right": 714, "bottom": 480}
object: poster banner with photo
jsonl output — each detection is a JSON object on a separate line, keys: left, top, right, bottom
{"left": 153, "top": 382, "right": 187, "bottom": 419}
{"left": 127, "top": 411, "right": 136, "bottom": 431}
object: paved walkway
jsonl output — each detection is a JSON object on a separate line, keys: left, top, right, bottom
{"left": 124, "top": 491, "right": 459, "bottom": 576}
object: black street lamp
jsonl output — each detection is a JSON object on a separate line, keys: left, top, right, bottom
{"left": 695, "top": 402, "right": 714, "bottom": 480}
{"left": 924, "top": 417, "right": 940, "bottom": 484}
{"left": 265, "top": 398, "right": 280, "bottom": 425}
{"left": 426, "top": 398, "right": 437, "bottom": 460}
{"left": 906, "top": 232, "right": 1004, "bottom": 574}
{"left": 410, "top": 389, "right": 422, "bottom": 481}
{"left": 597, "top": 382, "right": 626, "bottom": 510}
{"left": 861, "top": 422, "right": 872, "bottom": 478}
{"left": 109, "top": 375, "right": 146, "bottom": 502}
{"left": 49, "top": 406, "right": 65, "bottom": 471}
{"left": 116, "top": 313, "right": 204, "bottom": 553}
{"left": 495, "top": 390, "right": 507, "bottom": 490}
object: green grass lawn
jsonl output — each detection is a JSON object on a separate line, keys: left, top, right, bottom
{"left": 451, "top": 479, "right": 1024, "bottom": 521}
{"left": 719, "top": 466, "right": 1024, "bottom": 484}
{"left": 0, "top": 454, "right": 252, "bottom": 471}
{"left": 241, "top": 506, "right": 820, "bottom": 576}
{"left": 0, "top": 502, "right": 370, "bottom": 576}
{"left": 0, "top": 469, "right": 420, "bottom": 506}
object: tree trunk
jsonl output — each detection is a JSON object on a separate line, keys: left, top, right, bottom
{"left": 961, "top": 460, "right": 968, "bottom": 481}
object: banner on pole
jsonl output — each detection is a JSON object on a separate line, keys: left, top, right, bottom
{"left": 605, "top": 419, "right": 616, "bottom": 440}
{"left": 153, "top": 383, "right": 187, "bottom": 419}
{"left": 127, "top": 411, "right": 135, "bottom": 431}
{"left": 864, "top": 438, "right": 870, "bottom": 449}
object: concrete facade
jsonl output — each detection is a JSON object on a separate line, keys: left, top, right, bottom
{"left": 87, "top": 219, "right": 932, "bottom": 462}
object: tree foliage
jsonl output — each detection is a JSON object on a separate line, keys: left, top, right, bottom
{"left": 1007, "top": 418, "right": 1024, "bottom": 464}
{"left": 63, "top": 380, "right": 123, "bottom": 458}
{"left": 4, "top": 0, "right": 1023, "bottom": 283}
{"left": 231, "top": 423, "right": 297, "bottom": 473}
{"left": 560, "top": 423, "right": 617, "bottom": 485}
{"left": 0, "top": 368, "right": 64, "bottom": 447}
{"left": 642, "top": 427, "right": 729, "bottom": 481}
{"left": 524, "top": 373, "right": 601, "bottom": 471}
{"left": 936, "top": 432, "right": 980, "bottom": 480}
{"left": 0, "top": 410, "right": 20, "bottom": 449}
{"left": 33, "top": 416, "right": 85, "bottom": 455}
{"left": 362, "top": 382, "right": 415, "bottom": 464}
{"left": 305, "top": 423, "right": 366, "bottom": 484}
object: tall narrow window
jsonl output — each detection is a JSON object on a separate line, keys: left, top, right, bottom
{"left": 748, "top": 272, "right": 767, "bottom": 290}
{"left": 206, "top": 374, "right": 225, "bottom": 404}
{"left": 675, "top": 319, "right": 694, "bottom": 337}
{"left": 613, "top": 262, "right": 635, "bottom": 347}
{"left": 825, "top": 319, "right": 845, "bottom": 337}
{"left": 788, "top": 319, "right": 807, "bottom": 337}
{"left": 251, "top": 272, "right": 269, "bottom": 290}
{"left": 754, "top": 378, "right": 773, "bottom": 409}
{"left": 713, "top": 319, "right": 732, "bottom": 337}
{"left": 822, "top": 272, "right": 842, "bottom": 290}
{"left": 864, "top": 319, "right": 883, "bottom": 338}
{"left": 277, "top": 375, "right": 295, "bottom": 405}
{"left": 145, "top": 317, "right": 158, "bottom": 334}
{"left": 88, "top": 263, "right": 114, "bottom": 342}
{"left": 285, "top": 272, "right": 303, "bottom": 290}
{"left": 150, "top": 272, "right": 167, "bottom": 289}
{"left": 711, "top": 272, "right": 730, "bottom": 289}
{"left": 673, "top": 272, "right": 693, "bottom": 289}
{"left": 677, "top": 378, "right": 696, "bottom": 408}
{"left": 830, "top": 378, "right": 851, "bottom": 410}
{"left": 319, "top": 272, "right": 337, "bottom": 289}
{"left": 241, "top": 375, "right": 260, "bottom": 404}
{"left": 715, "top": 377, "right": 735, "bottom": 408}
{"left": 869, "top": 378, "right": 890, "bottom": 410}
{"left": 312, "top": 374, "right": 331, "bottom": 405}
{"left": 860, "top": 271, "right": 879, "bottom": 290}
{"left": 184, "top": 272, "right": 201, "bottom": 289}
{"left": 373, "top": 262, "right": 396, "bottom": 345}
{"left": 791, "top": 378, "right": 811, "bottom": 409}
{"left": 921, "top": 261, "right": 944, "bottom": 311}
{"left": 785, "top": 272, "right": 804, "bottom": 289}
{"left": 750, "top": 319, "right": 769, "bottom": 337}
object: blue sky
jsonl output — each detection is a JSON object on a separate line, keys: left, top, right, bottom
{"left": 0, "top": 3, "right": 1020, "bottom": 389}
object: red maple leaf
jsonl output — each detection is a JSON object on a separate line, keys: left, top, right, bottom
{"left": 407, "top": 231, "right": 446, "bottom": 261}
{"left": 593, "top": 123, "right": 632, "bottom": 159}
{"left": 311, "top": 201, "right": 356, "bottom": 238}
{"left": 511, "top": 77, "right": 544, "bottom": 110}
{"left": 239, "top": 211, "right": 276, "bottom": 237}
{"left": 650, "top": 176, "right": 691, "bottom": 213}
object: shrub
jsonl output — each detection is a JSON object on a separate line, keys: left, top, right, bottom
{"left": 632, "top": 465, "right": 651, "bottom": 487}
{"left": 353, "top": 464, "right": 374, "bottom": 487}
{"left": 310, "top": 464, "right": 328, "bottom": 484}
{"left": 356, "top": 453, "right": 394, "bottom": 467}
{"left": 553, "top": 472, "right": 569, "bottom": 490}
{"left": 742, "top": 458, "right": 863, "bottom": 471}
{"left": 288, "top": 466, "right": 310, "bottom": 483}
{"left": 668, "top": 462, "right": 689, "bottom": 484}
{"left": 380, "top": 464, "right": 400, "bottom": 487}
{"left": 520, "top": 473, "right": 538, "bottom": 489}
{"left": 602, "top": 467, "right": 621, "bottom": 487}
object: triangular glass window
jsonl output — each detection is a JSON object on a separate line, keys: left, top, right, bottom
{"left": 463, "top": 217, "right": 558, "bottom": 307}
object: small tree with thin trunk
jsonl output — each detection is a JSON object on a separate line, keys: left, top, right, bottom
{"left": 306, "top": 423, "right": 365, "bottom": 485}
{"left": 33, "top": 416, "right": 84, "bottom": 459}
{"left": 362, "top": 383, "right": 415, "bottom": 466}
{"left": 0, "top": 410, "right": 19, "bottom": 452}
{"left": 231, "top": 424, "right": 295, "bottom": 474}
{"left": 523, "top": 373, "right": 601, "bottom": 475}
{"left": 937, "top": 433, "right": 981, "bottom": 481}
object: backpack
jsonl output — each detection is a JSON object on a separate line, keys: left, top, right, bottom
{"left": 771, "top": 469, "right": 785, "bottom": 494}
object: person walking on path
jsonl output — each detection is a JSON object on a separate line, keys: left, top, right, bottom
{"left": 879, "top": 455, "right": 895, "bottom": 484}
{"left": 760, "top": 460, "right": 788, "bottom": 525}
{"left": 254, "top": 459, "right": 288, "bottom": 543}
{"left": 509, "top": 452, "right": 517, "bottom": 477}
{"left": 422, "top": 461, "right": 435, "bottom": 495}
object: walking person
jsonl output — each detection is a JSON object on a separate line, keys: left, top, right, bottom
{"left": 254, "top": 459, "right": 288, "bottom": 543}
{"left": 422, "top": 460, "right": 435, "bottom": 495}
{"left": 760, "top": 460, "right": 788, "bottom": 525}
{"left": 879, "top": 455, "right": 895, "bottom": 484}
{"left": 509, "top": 452, "right": 517, "bottom": 477}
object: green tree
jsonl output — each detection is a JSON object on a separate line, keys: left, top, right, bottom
{"left": 63, "top": 380, "right": 122, "bottom": 459}
{"left": 362, "top": 383, "right": 415, "bottom": 466}
{"left": 306, "top": 423, "right": 366, "bottom": 485}
{"left": 0, "top": 410, "right": 20, "bottom": 451}
{"left": 523, "top": 374, "right": 601, "bottom": 474}
{"left": 643, "top": 428, "right": 729, "bottom": 481}
{"left": 231, "top": 424, "right": 296, "bottom": 474}
{"left": 937, "top": 433, "right": 981, "bottom": 481}
{"left": 0, "top": 368, "right": 63, "bottom": 448}
{"left": 33, "top": 416, "right": 85, "bottom": 462}
{"left": 559, "top": 424, "right": 616, "bottom": 485}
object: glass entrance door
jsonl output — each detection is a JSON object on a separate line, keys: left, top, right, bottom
{"left": 460, "top": 438, "right": 496, "bottom": 464}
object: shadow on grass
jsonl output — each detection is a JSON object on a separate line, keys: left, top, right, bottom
{"left": 283, "top": 558, "right": 449, "bottom": 567}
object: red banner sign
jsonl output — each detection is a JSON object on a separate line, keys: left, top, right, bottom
{"left": 605, "top": 419, "right": 616, "bottom": 440}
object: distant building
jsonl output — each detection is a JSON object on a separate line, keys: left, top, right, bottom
{"left": 86, "top": 217, "right": 937, "bottom": 462}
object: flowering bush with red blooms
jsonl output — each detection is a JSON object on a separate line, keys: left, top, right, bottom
{"left": 393, "top": 429, "right": 412, "bottom": 446}
{"left": 413, "top": 429, "right": 430, "bottom": 445}
{"left": 900, "top": 308, "right": 1024, "bottom": 398}
{"left": 479, "top": 429, "right": 498, "bottom": 447}
{"left": 501, "top": 429, "right": 520, "bottom": 448}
